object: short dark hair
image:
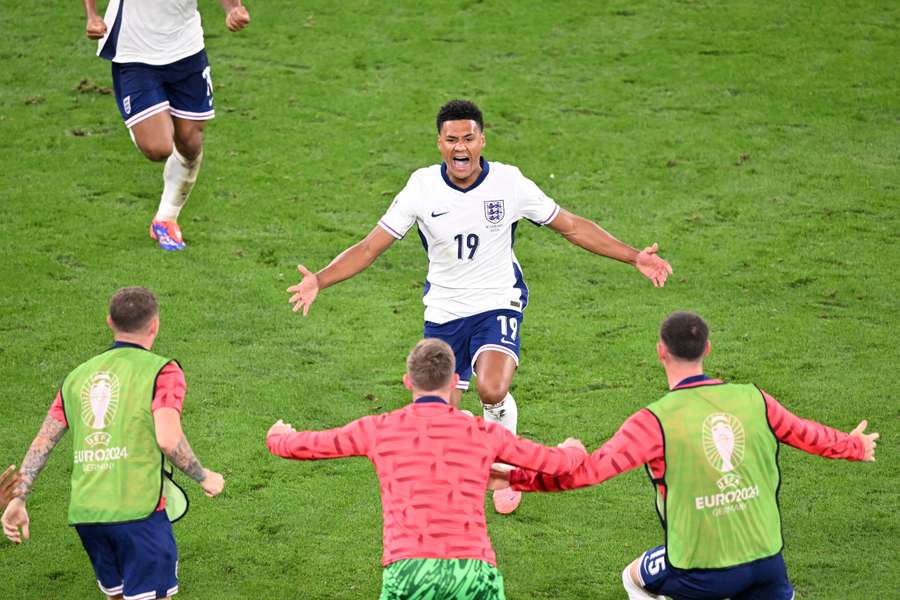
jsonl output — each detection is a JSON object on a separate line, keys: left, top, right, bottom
{"left": 660, "top": 311, "right": 709, "bottom": 361}
{"left": 406, "top": 338, "right": 456, "bottom": 391}
{"left": 109, "top": 287, "right": 159, "bottom": 333}
{"left": 436, "top": 99, "right": 484, "bottom": 134}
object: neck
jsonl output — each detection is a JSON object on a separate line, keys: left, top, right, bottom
{"left": 413, "top": 391, "right": 451, "bottom": 403}
{"left": 664, "top": 360, "right": 704, "bottom": 390}
{"left": 114, "top": 334, "right": 152, "bottom": 350}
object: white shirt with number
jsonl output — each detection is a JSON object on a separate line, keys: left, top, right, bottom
{"left": 379, "top": 160, "right": 560, "bottom": 324}
{"left": 97, "top": 0, "right": 205, "bottom": 65}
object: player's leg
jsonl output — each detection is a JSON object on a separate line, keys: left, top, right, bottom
{"left": 116, "top": 511, "right": 179, "bottom": 600}
{"left": 424, "top": 318, "right": 475, "bottom": 408}
{"left": 622, "top": 555, "right": 664, "bottom": 600}
{"left": 470, "top": 310, "right": 523, "bottom": 514}
{"left": 150, "top": 50, "right": 215, "bottom": 250}
{"left": 74, "top": 523, "right": 125, "bottom": 600}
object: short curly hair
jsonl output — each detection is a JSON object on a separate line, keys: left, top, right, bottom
{"left": 436, "top": 99, "right": 484, "bottom": 133}
{"left": 109, "top": 287, "right": 159, "bottom": 333}
{"left": 660, "top": 311, "right": 709, "bottom": 361}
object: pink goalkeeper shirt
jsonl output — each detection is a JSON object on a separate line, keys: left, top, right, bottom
{"left": 510, "top": 377, "right": 865, "bottom": 494}
{"left": 266, "top": 396, "right": 587, "bottom": 567}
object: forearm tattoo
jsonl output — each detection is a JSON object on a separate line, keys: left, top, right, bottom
{"left": 19, "top": 415, "right": 68, "bottom": 499}
{"left": 164, "top": 436, "right": 206, "bottom": 483}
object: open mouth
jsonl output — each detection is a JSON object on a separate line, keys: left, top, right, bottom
{"left": 452, "top": 156, "right": 470, "bottom": 169}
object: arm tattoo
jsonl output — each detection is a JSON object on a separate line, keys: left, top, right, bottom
{"left": 19, "top": 415, "right": 68, "bottom": 499}
{"left": 164, "top": 436, "right": 206, "bottom": 483}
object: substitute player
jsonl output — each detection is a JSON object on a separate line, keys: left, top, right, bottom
{"left": 491, "top": 312, "right": 879, "bottom": 600}
{"left": 287, "top": 99, "right": 672, "bottom": 513}
{"left": 2, "top": 287, "right": 225, "bottom": 600}
{"left": 266, "top": 338, "right": 588, "bottom": 600}
{"left": 83, "top": 0, "right": 250, "bottom": 251}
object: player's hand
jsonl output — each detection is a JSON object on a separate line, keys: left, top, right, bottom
{"left": 559, "top": 438, "right": 587, "bottom": 454}
{"left": 287, "top": 265, "right": 320, "bottom": 316}
{"left": 267, "top": 419, "right": 296, "bottom": 438}
{"left": 85, "top": 14, "right": 107, "bottom": 40}
{"left": 634, "top": 243, "right": 673, "bottom": 288}
{"left": 488, "top": 463, "right": 512, "bottom": 490}
{"left": 225, "top": 5, "right": 251, "bottom": 32}
{"left": 2, "top": 498, "right": 29, "bottom": 544}
{"left": 200, "top": 469, "right": 225, "bottom": 497}
{"left": 0, "top": 465, "right": 23, "bottom": 509}
{"left": 849, "top": 420, "right": 879, "bottom": 462}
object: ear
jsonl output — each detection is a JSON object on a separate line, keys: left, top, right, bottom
{"left": 450, "top": 373, "right": 460, "bottom": 390}
{"left": 106, "top": 314, "right": 115, "bottom": 330}
{"left": 703, "top": 340, "right": 711, "bottom": 357}
{"left": 656, "top": 340, "right": 667, "bottom": 362}
{"left": 147, "top": 315, "right": 160, "bottom": 337}
{"left": 402, "top": 373, "right": 414, "bottom": 391}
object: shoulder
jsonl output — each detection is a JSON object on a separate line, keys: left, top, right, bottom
{"left": 486, "top": 161, "right": 524, "bottom": 180}
{"left": 408, "top": 164, "right": 442, "bottom": 184}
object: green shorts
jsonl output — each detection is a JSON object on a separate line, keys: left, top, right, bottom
{"left": 380, "top": 558, "right": 506, "bottom": 600}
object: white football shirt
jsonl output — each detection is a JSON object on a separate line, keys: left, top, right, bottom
{"left": 97, "top": 0, "right": 205, "bottom": 65}
{"left": 379, "top": 160, "right": 560, "bottom": 324}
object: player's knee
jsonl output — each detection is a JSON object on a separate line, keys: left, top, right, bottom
{"left": 477, "top": 380, "right": 508, "bottom": 406}
{"left": 138, "top": 140, "right": 173, "bottom": 162}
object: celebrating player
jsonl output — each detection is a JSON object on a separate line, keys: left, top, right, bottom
{"left": 2, "top": 287, "right": 225, "bottom": 600}
{"left": 490, "top": 311, "right": 879, "bottom": 600}
{"left": 83, "top": 1, "right": 250, "bottom": 250}
{"left": 266, "top": 338, "right": 588, "bottom": 600}
{"left": 287, "top": 99, "right": 672, "bottom": 514}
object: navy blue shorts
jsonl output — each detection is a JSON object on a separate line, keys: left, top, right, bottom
{"left": 639, "top": 545, "right": 794, "bottom": 600}
{"left": 111, "top": 49, "right": 214, "bottom": 128}
{"left": 424, "top": 309, "right": 522, "bottom": 391}
{"left": 75, "top": 510, "right": 179, "bottom": 600}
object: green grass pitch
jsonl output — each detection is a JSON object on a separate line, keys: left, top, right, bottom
{"left": 1, "top": 1, "right": 898, "bottom": 598}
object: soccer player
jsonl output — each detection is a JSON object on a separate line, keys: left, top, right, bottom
{"left": 2, "top": 287, "right": 225, "bottom": 600}
{"left": 490, "top": 311, "right": 879, "bottom": 600}
{"left": 0, "top": 466, "right": 22, "bottom": 508}
{"left": 266, "top": 338, "right": 588, "bottom": 600}
{"left": 83, "top": 1, "right": 251, "bottom": 251}
{"left": 287, "top": 99, "right": 673, "bottom": 513}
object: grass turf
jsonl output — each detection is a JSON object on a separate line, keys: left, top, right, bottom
{"left": 0, "top": 1, "right": 897, "bottom": 598}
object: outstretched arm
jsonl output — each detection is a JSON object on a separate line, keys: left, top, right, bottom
{"left": 154, "top": 408, "right": 224, "bottom": 497}
{"left": 547, "top": 208, "right": 673, "bottom": 287}
{"left": 219, "top": 0, "right": 250, "bottom": 31}
{"left": 764, "top": 390, "right": 877, "bottom": 461}
{"left": 266, "top": 417, "right": 373, "bottom": 460}
{"left": 287, "top": 225, "right": 396, "bottom": 316}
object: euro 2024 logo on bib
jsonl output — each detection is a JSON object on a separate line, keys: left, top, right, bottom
{"left": 80, "top": 372, "right": 120, "bottom": 448}
{"left": 702, "top": 413, "right": 745, "bottom": 490}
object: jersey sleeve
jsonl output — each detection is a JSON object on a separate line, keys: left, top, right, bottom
{"left": 48, "top": 390, "right": 67, "bottom": 427}
{"left": 489, "top": 422, "right": 587, "bottom": 475}
{"left": 763, "top": 389, "right": 865, "bottom": 460}
{"left": 514, "top": 168, "right": 559, "bottom": 226}
{"left": 151, "top": 362, "right": 186, "bottom": 414}
{"left": 378, "top": 173, "right": 420, "bottom": 239}
{"left": 510, "top": 409, "right": 663, "bottom": 492}
{"left": 267, "top": 416, "right": 375, "bottom": 460}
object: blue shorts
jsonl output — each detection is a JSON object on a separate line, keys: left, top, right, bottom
{"left": 424, "top": 309, "right": 522, "bottom": 391}
{"left": 639, "top": 545, "right": 794, "bottom": 600}
{"left": 75, "top": 510, "right": 179, "bottom": 600}
{"left": 111, "top": 50, "right": 214, "bottom": 128}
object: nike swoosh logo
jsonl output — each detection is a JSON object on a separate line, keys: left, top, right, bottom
{"left": 431, "top": 211, "right": 449, "bottom": 217}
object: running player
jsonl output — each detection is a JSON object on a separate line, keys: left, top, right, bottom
{"left": 491, "top": 312, "right": 879, "bottom": 600}
{"left": 83, "top": 1, "right": 250, "bottom": 250}
{"left": 266, "top": 338, "right": 588, "bottom": 600}
{"left": 287, "top": 99, "right": 673, "bottom": 513}
{"left": 2, "top": 287, "right": 225, "bottom": 600}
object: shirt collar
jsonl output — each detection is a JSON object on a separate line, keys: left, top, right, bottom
{"left": 111, "top": 340, "right": 149, "bottom": 351}
{"left": 440, "top": 157, "right": 490, "bottom": 193}
{"left": 674, "top": 374, "right": 714, "bottom": 388}
{"left": 414, "top": 395, "right": 449, "bottom": 405}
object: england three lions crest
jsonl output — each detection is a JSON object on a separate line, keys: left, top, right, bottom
{"left": 484, "top": 200, "right": 505, "bottom": 224}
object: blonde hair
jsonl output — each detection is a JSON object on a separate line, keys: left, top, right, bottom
{"left": 406, "top": 338, "right": 456, "bottom": 391}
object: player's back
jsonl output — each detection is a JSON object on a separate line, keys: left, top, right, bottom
{"left": 364, "top": 400, "right": 502, "bottom": 566}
